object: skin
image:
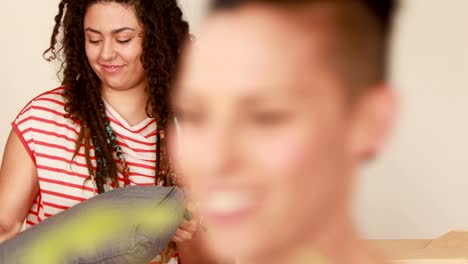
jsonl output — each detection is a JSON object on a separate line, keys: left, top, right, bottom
{"left": 84, "top": 2, "right": 148, "bottom": 126}
{"left": 170, "top": 4, "right": 397, "bottom": 264}
{"left": 0, "top": 131, "right": 38, "bottom": 243}
{"left": 0, "top": 2, "right": 197, "bottom": 248}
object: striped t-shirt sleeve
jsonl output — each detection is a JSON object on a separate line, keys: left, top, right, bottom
{"left": 12, "top": 101, "right": 37, "bottom": 164}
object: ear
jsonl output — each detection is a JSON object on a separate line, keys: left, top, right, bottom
{"left": 348, "top": 84, "right": 399, "bottom": 162}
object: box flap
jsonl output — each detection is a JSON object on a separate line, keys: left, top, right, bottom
{"left": 427, "top": 231, "right": 468, "bottom": 250}
{"left": 370, "top": 231, "right": 468, "bottom": 262}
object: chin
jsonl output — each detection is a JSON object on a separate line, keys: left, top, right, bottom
{"left": 203, "top": 226, "right": 275, "bottom": 262}
{"left": 104, "top": 83, "right": 131, "bottom": 91}
{"left": 99, "top": 76, "right": 133, "bottom": 91}
{"left": 207, "top": 238, "right": 262, "bottom": 262}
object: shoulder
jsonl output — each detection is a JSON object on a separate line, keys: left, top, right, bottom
{"left": 11, "top": 87, "right": 74, "bottom": 161}
{"left": 16, "top": 86, "right": 68, "bottom": 119}
{"left": 25, "top": 86, "right": 66, "bottom": 110}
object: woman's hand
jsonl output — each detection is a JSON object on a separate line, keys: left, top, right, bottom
{"left": 171, "top": 191, "right": 203, "bottom": 244}
{"left": 172, "top": 218, "right": 199, "bottom": 243}
{"left": 174, "top": 215, "right": 222, "bottom": 264}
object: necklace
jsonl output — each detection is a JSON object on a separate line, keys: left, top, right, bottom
{"left": 94, "top": 100, "right": 131, "bottom": 192}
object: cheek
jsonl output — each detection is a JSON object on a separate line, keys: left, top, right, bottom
{"left": 85, "top": 45, "right": 99, "bottom": 64}
{"left": 127, "top": 50, "right": 145, "bottom": 78}
{"left": 249, "top": 128, "right": 316, "bottom": 181}
{"left": 249, "top": 125, "right": 348, "bottom": 213}
{"left": 121, "top": 44, "right": 144, "bottom": 65}
{"left": 169, "top": 128, "right": 208, "bottom": 190}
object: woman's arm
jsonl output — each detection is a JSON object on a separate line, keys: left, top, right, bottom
{"left": 0, "top": 129, "right": 39, "bottom": 243}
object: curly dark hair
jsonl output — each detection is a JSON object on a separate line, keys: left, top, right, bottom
{"left": 43, "top": 0, "right": 189, "bottom": 194}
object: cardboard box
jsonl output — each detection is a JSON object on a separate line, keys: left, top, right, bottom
{"left": 371, "top": 231, "right": 468, "bottom": 264}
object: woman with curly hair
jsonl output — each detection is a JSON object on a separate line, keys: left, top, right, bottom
{"left": 0, "top": 0, "right": 200, "bottom": 262}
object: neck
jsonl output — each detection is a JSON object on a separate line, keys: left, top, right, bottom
{"left": 101, "top": 84, "right": 150, "bottom": 126}
{"left": 241, "top": 210, "right": 386, "bottom": 264}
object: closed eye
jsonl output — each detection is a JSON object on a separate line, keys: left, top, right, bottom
{"left": 88, "top": 39, "right": 102, "bottom": 44}
{"left": 175, "top": 111, "right": 204, "bottom": 123}
{"left": 251, "top": 112, "right": 289, "bottom": 126}
{"left": 117, "top": 39, "right": 131, "bottom": 44}
{"left": 172, "top": 105, "right": 205, "bottom": 124}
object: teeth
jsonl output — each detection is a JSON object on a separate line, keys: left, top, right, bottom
{"left": 206, "top": 191, "right": 253, "bottom": 214}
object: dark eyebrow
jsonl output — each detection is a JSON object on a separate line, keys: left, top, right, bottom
{"left": 84, "top": 27, "right": 136, "bottom": 35}
{"left": 111, "top": 27, "right": 136, "bottom": 34}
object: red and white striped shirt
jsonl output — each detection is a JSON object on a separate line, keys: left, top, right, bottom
{"left": 13, "top": 86, "right": 159, "bottom": 226}
{"left": 13, "top": 87, "right": 179, "bottom": 263}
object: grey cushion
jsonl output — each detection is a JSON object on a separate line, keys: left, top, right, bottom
{"left": 0, "top": 186, "right": 185, "bottom": 264}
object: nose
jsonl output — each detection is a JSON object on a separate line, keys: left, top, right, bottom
{"left": 100, "top": 39, "right": 116, "bottom": 61}
{"left": 203, "top": 121, "right": 241, "bottom": 179}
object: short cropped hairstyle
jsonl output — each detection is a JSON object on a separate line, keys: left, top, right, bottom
{"left": 210, "top": 0, "right": 398, "bottom": 95}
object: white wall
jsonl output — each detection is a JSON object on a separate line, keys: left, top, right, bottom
{"left": 355, "top": 0, "right": 468, "bottom": 239}
{"left": 0, "top": 0, "right": 60, "bottom": 150}
{"left": 0, "top": 0, "right": 467, "bottom": 239}
{"left": 178, "top": 0, "right": 210, "bottom": 35}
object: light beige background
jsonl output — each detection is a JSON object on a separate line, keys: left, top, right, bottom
{"left": 0, "top": 0, "right": 466, "bottom": 239}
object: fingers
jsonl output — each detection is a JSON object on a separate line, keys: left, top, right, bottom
{"left": 172, "top": 219, "right": 198, "bottom": 243}
{"left": 172, "top": 228, "right": 193, "bottom": 243}
{"left": 180, "top": 219, "right": 198, "bottom": 233}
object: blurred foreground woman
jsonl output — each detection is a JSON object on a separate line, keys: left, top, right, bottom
{"left": 170, "top": 0, "right": 398, "bottom": 263}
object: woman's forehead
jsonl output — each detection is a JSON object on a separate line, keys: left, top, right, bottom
{"left": 84, "top": 2, "right": 141, "bottom": 29}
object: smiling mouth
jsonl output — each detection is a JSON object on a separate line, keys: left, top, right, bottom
{"left": 203, "top": 190, "right": 264, "bottom": 225}
{"left": 102, "top": 65, "right": 124, "bottom": 73}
